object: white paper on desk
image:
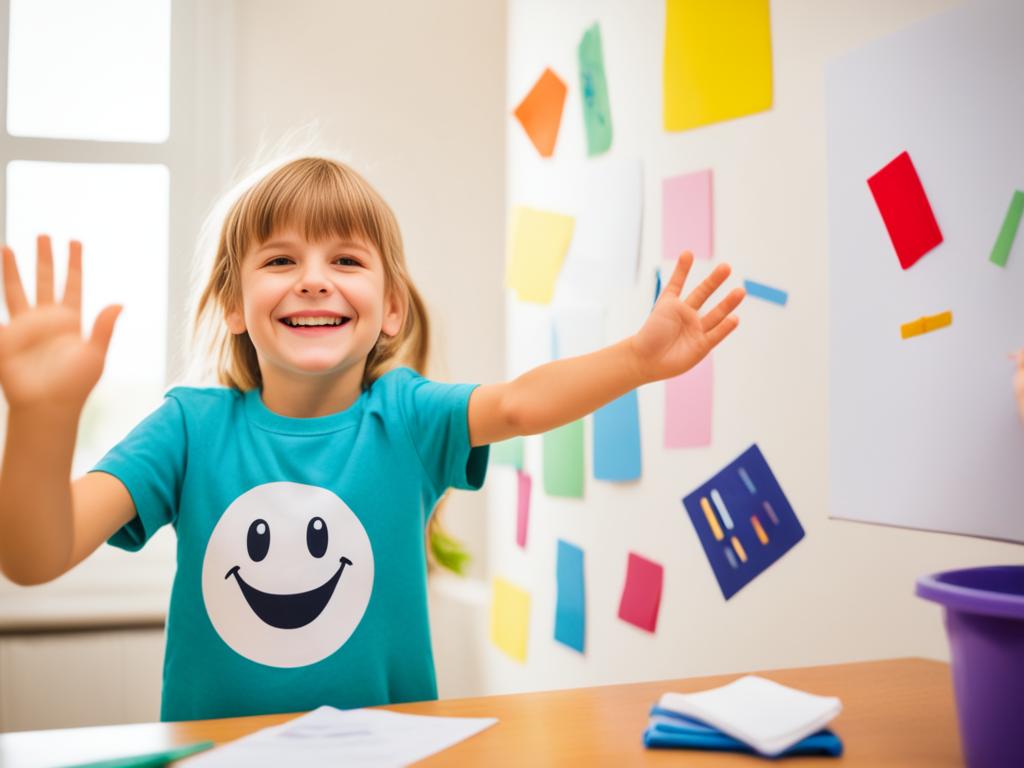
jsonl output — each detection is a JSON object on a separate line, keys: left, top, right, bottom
{"left": 183, "top": 706, "right": 498, "bottom": 768}
{"left": 658, "top": 676, "right": 842, "bottom": 757}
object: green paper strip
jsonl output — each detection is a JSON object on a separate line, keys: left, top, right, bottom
{"left": 990, "top": 190, "right": 1024, "bottom": 268}
{"left": 578, "top": 22, "right": 613, "bottom": 157}
{"left": 543, "top": 420, "right": 584, "bottom": 498}
{"left": 491, "top": 437, "right": 525, "bottom": 469}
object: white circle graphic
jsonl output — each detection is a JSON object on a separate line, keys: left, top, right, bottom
{"left": 201, "top": 482, "right": 374, "bottom": 667}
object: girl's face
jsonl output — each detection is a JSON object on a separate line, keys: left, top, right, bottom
{"left": 226, "top": 229, "right": 403, "bottom": 382}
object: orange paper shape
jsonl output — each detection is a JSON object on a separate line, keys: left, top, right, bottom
{"left": 513, "top": 68, "right": 568, "bottom": 158}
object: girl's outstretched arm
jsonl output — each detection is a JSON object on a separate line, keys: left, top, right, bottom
{"left": 0, "top": 237, "right": 134, "bottom": 585}
{"left": 468, "top": 252, "right": 744, "bottom": 447}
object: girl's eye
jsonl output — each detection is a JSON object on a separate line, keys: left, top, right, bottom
{"left": 335, "top": 256, "right": 360, "bottom": 267}
{"left": 265, "top": 256, "right": 292, "bottom": 267}
{"left": 247, "top": 518, "right": 271, "bottom": 562}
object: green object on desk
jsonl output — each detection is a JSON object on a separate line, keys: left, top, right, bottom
{"left": 62, "top": 739, "right": 215, "bottom": 768}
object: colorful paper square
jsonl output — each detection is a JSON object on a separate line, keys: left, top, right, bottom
{"left": 663, "top": 169, "right": 712, "bottom": 262}
{"left": 543, "top": 419, "right": 584, "bottom": 498}
{"left": 490, "top": 576, "right": 531, "bottom": 662}
{"left": 594, "top": 390, "right": 641, "bottom": 482}
{"left": 663, "top": 0, "right": 773, "bottom": 132}
{"left": 506, "top": 206, "right": 575, "bottom": 304}
{"left": 665, "top": 355, "right": 712, "bottom": 448}
{"left": 513, "top": 67, "right": 567, "bottom": 158}
{"left": 554, "top": 539, "right": 586, "bottom": 653}
{"left": 516, "top": 470, "right": 531, "bottom": 549}
{"left": 492, "top": 437, "right": 524, "bottom": 469}
{"left": 867, "top": 150, "right": 943, "bottom": 269}
{"left": 682, "top": 444, "right": 804, "bottom": 600}
{"left": 618, "top": 552, "right": 664, "bottom": 632}
{"left": 578, "top": 22, "right": 612, "bottom": 156}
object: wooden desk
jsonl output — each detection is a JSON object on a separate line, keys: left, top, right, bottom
{"left": 0, "top": 658, "right": 960, "bottom": 767}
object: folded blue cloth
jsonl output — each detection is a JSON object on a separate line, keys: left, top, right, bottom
{"left": 644, "top": 707, "right": 843, "bottom": 758}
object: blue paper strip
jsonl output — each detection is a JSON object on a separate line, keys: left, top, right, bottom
{"left": 682, "top": 444, "right": 804, "bottom": 600}
{"left": 554, "top": 539, "right": 585, "bottom": 653}
{"left": 593, "top": 389, "right": 642, "bottom": 482}
{"left": 743, "top": 279, "right": 788, "bottom": 306}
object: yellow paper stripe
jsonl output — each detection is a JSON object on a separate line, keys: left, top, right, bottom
{"left": 701, "top": 496, "right": 724, "bottom": 541}
{"left": 751, "top": 515, "right": 769, "bottom": 545}
{"left": 901, "top": 310, "right": 952, "bottom": 339}
{"left": 730, "top": 536, "right": 748, "bottom": 563}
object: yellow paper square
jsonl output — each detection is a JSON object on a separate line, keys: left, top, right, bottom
{"left": 506, "top": 206, "right": 575, "bottom": 304}
{"left": 490, "top": 576, "right": 530, "bottom": 662}
{"left": 663, "top": 0, "right": 773, "bottom": 132}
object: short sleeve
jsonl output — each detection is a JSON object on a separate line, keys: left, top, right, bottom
{"left": 91, "top": 394, "right": 187, "bottom": 551}
{"left": 395, "top": 370, "right": 489, "bottom": 495}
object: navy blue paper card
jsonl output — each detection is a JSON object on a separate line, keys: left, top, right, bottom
{"left": 682, "top": 444, "right": 804, "bottom": 600}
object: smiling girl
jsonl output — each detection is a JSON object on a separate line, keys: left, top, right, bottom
{"left": 0, "top": 156, "right": 744, "bottom": 720}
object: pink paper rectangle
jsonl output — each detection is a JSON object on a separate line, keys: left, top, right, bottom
{"left": 516, "top": 470, "right": 532, "bottom": 549}
{"left": 665, "top": 355, "right": 713, "bottom": 448}
{"left": 617, "top": 552, "right": 664, "bottom": 632}
{"left": 662, "top": 169, "right": 712, "bottom": 261}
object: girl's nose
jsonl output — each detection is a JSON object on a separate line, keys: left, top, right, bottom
{"left": 296, "top": 268, "right": 331, "bottom": 295}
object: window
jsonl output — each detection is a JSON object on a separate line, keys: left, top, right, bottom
{"left": 0, "top": 0, "right": 230, "bottom": 613}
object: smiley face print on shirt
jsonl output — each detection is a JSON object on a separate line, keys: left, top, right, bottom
{"left": 201, "top": 482, "right": 374, "bottom": 668}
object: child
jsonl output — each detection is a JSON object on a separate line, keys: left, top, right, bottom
{"left": 0, "top": 157, "right": 744, "bottom": 721}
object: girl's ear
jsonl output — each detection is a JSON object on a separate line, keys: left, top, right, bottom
{"left": 380, "top": 287, "right": 406, "bottom": 338}
{"left": 225, "top": 306, "right": 246, "bottom": 335}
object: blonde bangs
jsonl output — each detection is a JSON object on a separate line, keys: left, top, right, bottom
{"left": 225, "top": 159, "right": 396, "bottom": 270}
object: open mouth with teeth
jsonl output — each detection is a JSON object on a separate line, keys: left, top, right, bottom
{"left": 225, "top": 556, "right": 353, "bottom": 629}
{"left": 279, "top": 316, "right": 351, "bottom": 329}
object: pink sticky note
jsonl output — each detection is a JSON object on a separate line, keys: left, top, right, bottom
{"left": 663, "top": 169, "right": 712, "bottom": 261}
{"left": 516, "top": 470, "right": 531, "bottom": 549}
{"left": 665, "top": 354, "right": 712, "bottom": 448}
{"left": 618, "top": 552, "right": 663, "bottom": 632}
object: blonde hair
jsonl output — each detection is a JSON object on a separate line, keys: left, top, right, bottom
{"left": 191, "top": 156, "right": 465, "bottom": 572}
{"left": 193, "top": 156, "right": 428, "bottom": 391}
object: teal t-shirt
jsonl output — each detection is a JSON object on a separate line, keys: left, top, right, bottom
{"left": 92, "top": 367, "right": 488, "bottom": 722}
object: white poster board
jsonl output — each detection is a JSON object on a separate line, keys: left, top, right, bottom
{"left": 827, "top": 0, "right": 1024, "bottom": 542}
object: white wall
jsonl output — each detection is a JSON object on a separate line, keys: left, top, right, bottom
{"left": 484, "top": 0, "right": 1022, "bottom": 696}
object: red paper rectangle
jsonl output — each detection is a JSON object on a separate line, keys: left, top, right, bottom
{"left": 617, "top": 552, "right": 663, "bottom": 633}
{"left": 867, "top": 150, "right": 943, "bottom": 269}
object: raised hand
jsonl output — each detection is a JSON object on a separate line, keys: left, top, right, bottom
{"left": 0, "top": 236, "right": 122, "bottom": 413}
{"left": 630, "top": 251, "right": 745, "bottom": 383}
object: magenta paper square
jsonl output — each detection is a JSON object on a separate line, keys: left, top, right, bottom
{"left": 618, "top": 552, "right": 664, "bottom": 632}
{"left": 662, "top": 169, "right": 712, "bottom": 261}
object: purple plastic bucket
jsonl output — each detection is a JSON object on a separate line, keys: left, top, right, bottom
{"left": 916, "top": 565, "right": 1024, "bottom": 768}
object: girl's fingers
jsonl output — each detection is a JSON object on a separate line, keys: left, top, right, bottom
{"left": 36, "top": 235, "right": 55, "bottom": 305}
{"left": 89, "top": 304, "right": 122, "bottom": 356}
{"left": 685, "top": 262, "right": 731, "bottom": 310}
{"left": 704, "top": 314, "right": 740, "bottom": 350}
{"left": 701, "top": 287, "right": 746, "bottom": 332}
{"left": 2, "top": 247, "right": 29, "bottom": 316}
{"left": 662, "top": 252, "right": 695, "bottom": 299}
{"left": 62, "top": 240, "right": 82, "bottom": 310}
